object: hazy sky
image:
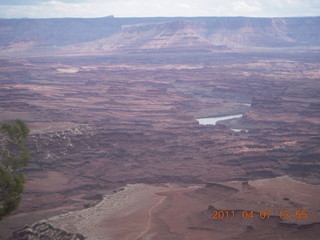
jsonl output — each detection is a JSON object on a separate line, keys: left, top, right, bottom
{"left": 0, "top": 0, "right": 319, "bottom": 18}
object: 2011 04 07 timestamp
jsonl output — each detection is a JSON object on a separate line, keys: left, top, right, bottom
{"left": 212, "top": 210, "right": 308, "bottom": 220}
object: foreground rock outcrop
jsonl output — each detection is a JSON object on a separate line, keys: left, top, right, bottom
{"left": 10, "top": 222, "right": 85, "bottom": 240}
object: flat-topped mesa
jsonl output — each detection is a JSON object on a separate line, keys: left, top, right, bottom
{"left": 0, "top": 17, "right": 319, "bottom": 55}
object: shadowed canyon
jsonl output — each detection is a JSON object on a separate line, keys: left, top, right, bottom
{"left": 0, "top": 16, "right": 320, "bottom": 239}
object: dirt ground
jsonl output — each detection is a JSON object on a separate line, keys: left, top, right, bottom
{"left": 45, "top": 176, "right": 320, "bottom": 240}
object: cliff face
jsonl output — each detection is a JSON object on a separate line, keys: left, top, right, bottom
{"left": 107, "top": 17, "right": 320, "bottom": 50}
{"left": 0, "top": 17, "right": 319, "bottom": 54}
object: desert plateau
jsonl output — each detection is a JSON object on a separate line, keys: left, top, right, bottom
{"left": 0, "top": 16, "right": 319, "bottom": 239}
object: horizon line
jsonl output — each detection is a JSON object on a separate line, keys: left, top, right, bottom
{"left": 1, "top": 15, "right": 320, "bottom": 20}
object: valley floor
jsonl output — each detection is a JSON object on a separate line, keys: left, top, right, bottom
{"left": 0, "top": 50, "right": 319, "bottom": 239}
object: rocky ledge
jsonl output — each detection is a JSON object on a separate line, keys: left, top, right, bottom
{"left": 10, "top": 222, "right": 85, "bottom": 240}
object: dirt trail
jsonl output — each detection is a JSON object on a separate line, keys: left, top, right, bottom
{"left": 135, "top": 195, "right": 166, "bottom": 240}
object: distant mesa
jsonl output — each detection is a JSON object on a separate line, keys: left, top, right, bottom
{"left": 0, "top": 16, "right": 319, "bottom": 55}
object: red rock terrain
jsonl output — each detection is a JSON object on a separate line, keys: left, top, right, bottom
{"left": 0, "top": 16, "right": 319, "bottom": 239}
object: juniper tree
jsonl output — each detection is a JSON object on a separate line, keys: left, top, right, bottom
{"left": 0, "top": 119, "right": 30, "bottom": 220}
